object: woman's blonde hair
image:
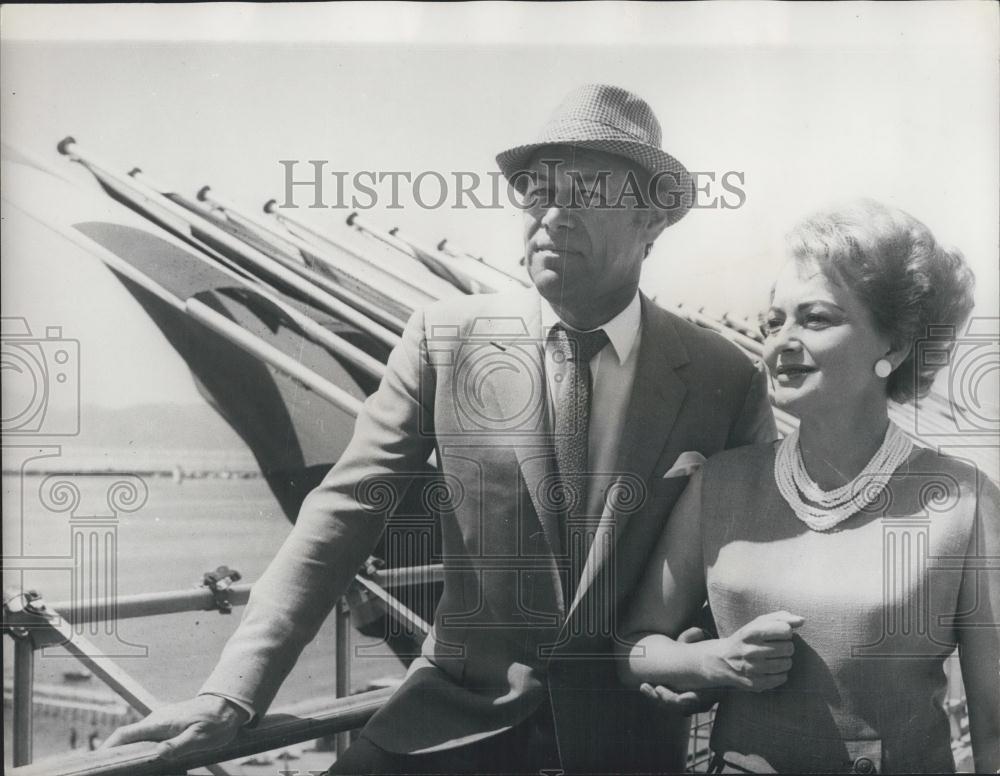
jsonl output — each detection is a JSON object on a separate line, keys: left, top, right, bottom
{"left": 786, "top": 199, "right": 975, "bottom": 402}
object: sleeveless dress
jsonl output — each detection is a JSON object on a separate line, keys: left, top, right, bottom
{"left": 699, "top": 442, "right": 988, "bottom": 774}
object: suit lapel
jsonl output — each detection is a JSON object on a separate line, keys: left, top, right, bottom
{"left": 568, "top": 296, "right": 690, "bottom": 616}
{"left": 477, "top": 295, "right": 565, "bottom": 560}
{"left": 615, "top": 300, "right": 691, "bottom": 496}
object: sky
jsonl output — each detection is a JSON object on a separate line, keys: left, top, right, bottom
{"left": 1, "top": 2, "right": 997, "bottom": 410}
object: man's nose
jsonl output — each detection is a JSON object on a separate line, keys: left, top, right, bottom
{"left": 540, "top": 203, "right": 575, "bottom": 230}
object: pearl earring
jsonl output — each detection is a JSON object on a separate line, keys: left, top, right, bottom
{"left": 874, "top": 358, "right": 893, "bottom": 378}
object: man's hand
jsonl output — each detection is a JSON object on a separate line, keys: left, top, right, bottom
{"left": 101, "top": 694, "right": 247, "bottom": 760}
{"left": 639, "top": 682, "right": 722, "bottom": 715}
{"left": 637, "top": 626, "right": 722, "bottom": 715}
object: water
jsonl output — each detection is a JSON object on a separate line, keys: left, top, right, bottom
{"left": 2, "top": 473, "right": 405, "bottom": 769}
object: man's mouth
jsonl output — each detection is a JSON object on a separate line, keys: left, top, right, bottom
{"left": 529, "top": 249, "right": 580, "bottom": 272}
{"left": 533, "top": 247, "right": 579, "bottom": 257}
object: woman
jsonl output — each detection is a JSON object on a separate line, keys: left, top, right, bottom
{"left": 619, "top": 199, "right": 998, "bottom": 774}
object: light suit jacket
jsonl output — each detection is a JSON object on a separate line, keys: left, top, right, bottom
{"left": 201, "top": 289, "right": 776, "bottom": 773}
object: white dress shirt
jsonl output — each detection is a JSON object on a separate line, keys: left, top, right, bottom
{"left": 539, "top": 292, "right": 642, "bottom": 518}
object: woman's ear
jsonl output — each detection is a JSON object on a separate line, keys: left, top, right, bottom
{"left": 886, "top": 341, "right": 913, "bottom": 371}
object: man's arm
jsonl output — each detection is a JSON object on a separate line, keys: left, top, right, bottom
{"left": 638, "top": 356, "right": 776, "bottom": 716}
{"left": 726, "top": 359, "right": 777, "bottom": 448}
{"left": 199, "top": 306, "right": 435, "bottom": 714}
{"left": 104, "top": 307, "right": 436, "bottom": 755}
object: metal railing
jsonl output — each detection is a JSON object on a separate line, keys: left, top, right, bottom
{"left": 4, "top": 563, "right": 443, "bottom": 775}
{"left": 8, "top": 687, "right": 395, "bottom": 776}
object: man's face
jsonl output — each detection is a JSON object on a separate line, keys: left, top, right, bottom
{"left": 521, "top": 146, "right": 665, "bottom": 318}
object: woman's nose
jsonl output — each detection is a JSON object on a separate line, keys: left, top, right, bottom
{"left": 774, "top": 324, "right": 803, "bottom": 352}
{"left": 765, "top": 321, "right": 803, "bottom": 355}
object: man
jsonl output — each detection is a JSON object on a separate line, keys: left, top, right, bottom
{"left": 105, "top": 84, "right": 776, "bottom": 774}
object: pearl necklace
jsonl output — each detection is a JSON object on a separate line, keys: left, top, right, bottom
{"left": 774, "top": 422, "right": 913, "bottom": 531}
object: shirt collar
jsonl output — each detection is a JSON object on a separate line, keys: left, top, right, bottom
{"left": 539, "top": 290, "right": 642, "bottom": 364}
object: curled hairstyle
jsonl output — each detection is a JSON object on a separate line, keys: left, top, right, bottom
{"left": 786, "top": 199, "right": 976, "bottom": 403}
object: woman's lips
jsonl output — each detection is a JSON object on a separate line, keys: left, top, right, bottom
{"left": 775, "top": 365, "right": 817, "bottom": 379}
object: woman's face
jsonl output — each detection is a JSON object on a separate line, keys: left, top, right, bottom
{"left": 761, "top": 259, "right": 894, "bottom": 419}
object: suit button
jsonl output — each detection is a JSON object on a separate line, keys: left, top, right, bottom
{"left": 852, "top": 756, "right": 876, "bottom": 774}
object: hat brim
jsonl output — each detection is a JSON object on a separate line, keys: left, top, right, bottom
{"left": 496, "top": 139, "right": 694, "bottom": 227}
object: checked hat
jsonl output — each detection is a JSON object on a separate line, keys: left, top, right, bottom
{"left": 496, "top": 84, "right": 694, "bottom": 226}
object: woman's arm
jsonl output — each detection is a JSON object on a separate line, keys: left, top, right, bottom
{"left": 957, "top": 474, "right": 1000, "bottom": 774}
{"left": 617, "top": 468, "right": 801, "bottom": 692}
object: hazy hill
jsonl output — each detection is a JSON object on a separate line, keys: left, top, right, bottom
{"left": 74, "top": 402, "right": 249, "bottom": 451}
{"left": 3, "top": 402, "right": 260, "bottom": 471}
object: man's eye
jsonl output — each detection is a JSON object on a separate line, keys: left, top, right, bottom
{"left": 529, "top": 188, "right": 557, "bottom": 206}
{"left": 581, "top": 183, "right": 608, "bottom": 203}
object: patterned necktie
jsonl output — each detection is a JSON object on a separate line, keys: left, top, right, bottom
{"left": 549, "top": 324, "right": 609, "bottom": 592}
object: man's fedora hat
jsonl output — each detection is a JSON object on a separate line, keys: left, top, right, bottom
{"left": 496, "top": 83, "right": 694, "bottom": 226}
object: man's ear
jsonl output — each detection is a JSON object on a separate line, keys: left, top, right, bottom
{"left": 640, "top": 207, "right": 672, "bottom": 251}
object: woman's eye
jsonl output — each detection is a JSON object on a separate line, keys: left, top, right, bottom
{"left": 804, "top": 313, "right": 830, "bottom": 327}
{"left": 760, "top": 317, "right": 783, "bottom": 336}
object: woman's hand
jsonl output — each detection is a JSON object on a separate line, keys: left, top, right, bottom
{"left": 702, "top": 610, "right": 803, "bottom": 691}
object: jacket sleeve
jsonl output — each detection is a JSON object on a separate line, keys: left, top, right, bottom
{"left": 200, "top": 307, "right": 436, "bottom": 717}
{"left": 726, "top": 358, "right": 777, "bottom": 448}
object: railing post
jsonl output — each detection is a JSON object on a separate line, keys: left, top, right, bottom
{"left": 335, "top": 595, "right": 352, "bottom": 758}
{"left": 13, "top": 636, "right": 36, "bottom": 766}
